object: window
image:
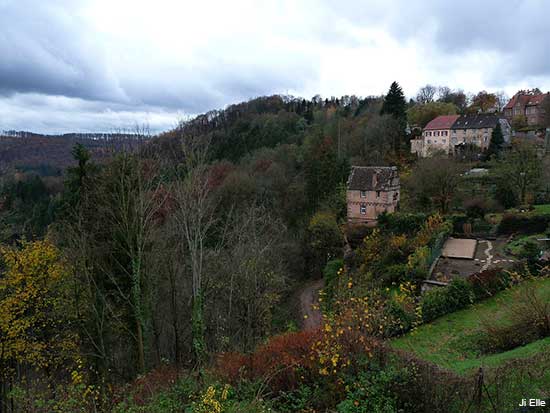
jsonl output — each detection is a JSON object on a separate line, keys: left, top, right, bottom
{"left": 442, "top": 139, "right": 446, "bottom": 144}
{"left": 376, "top": 190, "right": 381, "bottom": 198}
{"left": 360, "top": 190, "right": 366, "bottom": 198}
{"left": 360, "top": 204, "right": 367, "bottom": 214}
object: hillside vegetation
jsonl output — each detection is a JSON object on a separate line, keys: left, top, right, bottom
{"left": 0, "top": 85, "right": 549, "bottom": 412}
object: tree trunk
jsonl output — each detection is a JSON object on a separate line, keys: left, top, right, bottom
{"left": 136, "top": 318, "right": 145, "bottom": 373}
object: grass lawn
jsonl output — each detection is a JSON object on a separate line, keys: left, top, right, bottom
{"left": 391, "top": 277, "right": 550, "bottom": 375}
{"left": 534, "top": 204, "right": 550, "bottom": 214}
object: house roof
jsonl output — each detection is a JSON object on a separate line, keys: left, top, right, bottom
{"left": 347, "top": 166, "right": 398, "bottom": 191}
{"left": 451, "top": 114, "right": 500, "bottom": 130}
{"left": 424, "top": 115, "right": 460, "bottom": 130}
{"left": 504, "top": 92, "right": 550, "bottom": 109}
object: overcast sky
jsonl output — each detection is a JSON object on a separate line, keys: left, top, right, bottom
{"left": 1, "top": 0, "right": 550, "bottom": 134}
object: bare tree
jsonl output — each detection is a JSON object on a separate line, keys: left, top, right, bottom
{"left": 416, "top": 84, "right": 438, "bottom": 104}
{"left": 101, "top": 155, "right": 167, "bottom": 373}
{"left": 173, "top": 133, "right": 217, "bottom": 365}
{"left": 495, "top": 91, "right": 510, "bottom": 112}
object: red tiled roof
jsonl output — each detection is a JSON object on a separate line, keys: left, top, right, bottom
{"left": 424, "top": 115, "right": 460, "bottom": 130}
{"left": 504, "top": 92, "right": 549, "bottom": 109}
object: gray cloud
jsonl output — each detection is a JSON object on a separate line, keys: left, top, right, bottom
{"left": 1, "top": 0, "right": 550, "bottom": 133}
{"left": 0, "top": 0, "right": 126, "bottom": 102}
{"left": 328, "top": 0, "right": 550, "bottom": 85}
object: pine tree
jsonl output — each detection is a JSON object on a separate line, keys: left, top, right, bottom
{"left": 380, "top": 81, "right": 407, "bottom": 151}
{"left": 381, "top": 81, "right": 407, "bottom": 122}
{"left": 487, "top": 122, "right": 504, "bottom": 158}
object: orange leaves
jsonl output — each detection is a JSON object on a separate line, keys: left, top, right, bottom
{"left": 214, "top": 330, "right": 320, "bottom": 393}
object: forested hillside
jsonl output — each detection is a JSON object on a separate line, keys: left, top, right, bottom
{"left": 0, "top": 85, "right": 549, "bottom": 412}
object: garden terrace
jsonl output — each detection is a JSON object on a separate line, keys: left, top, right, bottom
{"left": 391, "top": 277, "right": 550, "bottom": 375}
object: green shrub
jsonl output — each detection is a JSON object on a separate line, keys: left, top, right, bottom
{"left": 421, "top": 278, "right": 474, "bottom": 322}
{"left": 336, "top": 365, "right": 414, "bottom": 413}
{"left": 381, "top": 263, "right": 410, "bottom": 285}
{"left": 385, "top": 299, "right": 416, "bottom": 337}
{"left": 467, "top": 268, "right": 510, "bottom": 300}
{"left": 497, "top": 213, "right": 550, "bottom": 235}
{"left": 520, "top": 240, "right": 542, "bottom": 271}
{"left": 378, "top": 212, "right": 428, "bottom": 235}
{"left": 476, "top": 322, "right": 538, "bottom": 354}
{"left": 322, "top": 259, "right": 344, "bottom": 312}
{"left": 449, "top": 214, "right": 468, "bottom": 234}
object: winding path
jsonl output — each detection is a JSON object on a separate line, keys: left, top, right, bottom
{"left": 481, "top": 240, "right": 493, "bottom": 271}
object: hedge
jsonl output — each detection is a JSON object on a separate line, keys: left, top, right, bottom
{"left": 467, "top": 268, "right": 510, "bottom": 300}
{"left": 497, "top": 213, "right": 550, "bottom": 235}
{"left": 421, "top": 278, "right": 474, "bottom": 323}
{"left": 378, "top": 212, "right": 429, "bottom": 235}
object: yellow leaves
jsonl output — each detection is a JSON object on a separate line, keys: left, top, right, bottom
{"left": 389, "top": 234, "right": 407, "bottom": 250}
{"left": 0, "top": 240, "right": 76, "bottom": 373}
{"left": 193, "top": 384, "right": 231, "bottom": 413}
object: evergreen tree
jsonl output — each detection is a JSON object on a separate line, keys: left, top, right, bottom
{"left": 486, "top": 122, "right": 504, "bottom": 158}
{"left": 381, "top": 81, "right": 407, "bottom": 123}
{"left": 380, "top": 81, "right": 407, "bottom": 151}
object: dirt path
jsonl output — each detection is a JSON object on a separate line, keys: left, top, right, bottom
{"left": 299, "top": 279, "right": 324, "bottom": 330}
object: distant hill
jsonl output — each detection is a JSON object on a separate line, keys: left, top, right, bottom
{"left": 0, "top": 132, "right": 148, "bottom": 175}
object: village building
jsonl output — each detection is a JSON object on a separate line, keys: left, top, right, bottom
{"left": 346, "top": 166, "right": 400, "bottom": 225}
{"left": 504, "top": 90, "right": 549, "bottom": 127}
{"left": 450, "top": 113, "right": 505, "bottom": 152}
{"left": 411, "top": 114, "right": 510, "bottom": 157}
{"left": 410, "top": 115, "right": 459, "bottom": 157}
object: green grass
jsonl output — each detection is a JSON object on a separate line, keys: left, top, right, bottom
{"left": 534, "top": 204, "right": 550, "bottom": 214}
{"left": 391, "top": 278, "right": 550, "bottom": 375}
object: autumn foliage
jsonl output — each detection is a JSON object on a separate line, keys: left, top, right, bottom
{"left": 215, "top": 330, "right": 319, "bottom": 392}
{"left": 0, "top": 239, "right": 77, "bottom": 376}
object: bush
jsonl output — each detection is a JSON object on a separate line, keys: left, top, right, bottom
{"left": 378, "top": 212, "right": 428, "bottom": 235}
{"left": 322, "top": 259, "right": 344, "bottom": 312}
{"left": 215, "top": 330, "right": 319, "bottom": 394}
{"left": 476, "top": 322, "right": 538, "bottom": 354}
{"left": 464, "top": 197, "right": 490, "bottom": 220}
{"left": 385, "top": 299, "right": 416, "bottom": 337}
{"left": 476, "top": 281, "right": 550, "bottom": 354}
{"left": 421, "top": 278, "right": 474, "bottom": 323}
{"left": 336, "top": 364, "right": 414, "bottom": 413}
{"left": 467, "top": 268, "right": 510, "bottom": 300}
{"left": 448, "top": 214, "right": 469, "bottom": 234}
{"left": 497, "top": 213, "right": 550, "bottom": 235}
{"left": 520, "top": 240, "right": 542, "bottom": 271}
{"left": 381, "top": 263, "right": 410, "bottom": 285}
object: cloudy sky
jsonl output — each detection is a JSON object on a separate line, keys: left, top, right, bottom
{"left": 1, "top": 0, "right": 550, "bottom": 134}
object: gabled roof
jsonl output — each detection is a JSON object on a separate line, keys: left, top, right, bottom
{"left": 347, "top": 166, "right": 398, "bottom": 191}
{"left": 504, "top": 92, "right": 550, "bottom": 109}
{"left": 451, "top": 114, "right": 500, "bottom": 130}
{"left": 424, "top": 115, "right": 460, "bottom": 130}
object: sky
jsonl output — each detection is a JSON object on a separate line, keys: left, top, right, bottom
{"left": 1, "top": 0, "right": 550, "bottom": 134}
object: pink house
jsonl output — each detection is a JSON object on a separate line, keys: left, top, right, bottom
{"left": 346, "top": 166, "right": 400, "bottom": 225}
